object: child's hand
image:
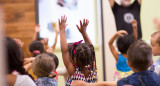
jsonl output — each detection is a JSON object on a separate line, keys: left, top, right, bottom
{"left": 153, "top": 18, "right": 160, "bottom": 31}
{"left": 59, "top": 15, "right": 68, "bottom": 31}
{"left": 76, "top": 19, "right": 89, "bottom": 34}
{"left": 35, "top": 24, "right": 40, "bottom": 33}
{"left": 116, "top": 30, "right": 128, "bottom": 36}
{"left": 131, "top": 20, "right": 137, "bottom": 29}
{"left": 44, "top": 38, "right": 49, "bottom": 46}
{"left": 14, "top": 38, "right": 24, "bottom": 47}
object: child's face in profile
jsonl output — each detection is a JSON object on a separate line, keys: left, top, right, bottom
{"left": 150, "top": 36, "right": 160, "bottom": 56}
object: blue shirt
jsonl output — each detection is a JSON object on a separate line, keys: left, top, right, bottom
{"left": 118, "top": 70, "right": 160, "bottom": 86}
{"left": 116, "top": 54, "right": 131, "bottom": 72}
{"left": 35, "top": 77, "right": 57, "bottom": 86}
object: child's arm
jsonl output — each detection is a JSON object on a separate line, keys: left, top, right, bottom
{"left": 108, "top": 30, "right": 128, "bottom": 62}
{"left": 32, "top": 24, "right": 40, "bottom": 41}
{"left": 131, "top": 20, "right": 138, "bottom": 40}
{"left": 59, "top": 16, "right": 75, "bottom": 76}
{"left": 52, "top": 27, "right": 59, "bottom": 51}
{"left": 76, "top": 19, "right": 92, "bottom": 45}
{"left": 71, "top": 80, "right": 117, "bottom": 86}
{"left": 23, "top": 57, "right": 35, "bottom": 66}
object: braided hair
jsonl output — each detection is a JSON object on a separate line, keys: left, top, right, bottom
{"left": 69, "top": 43, "right": 97, "bottom": 73}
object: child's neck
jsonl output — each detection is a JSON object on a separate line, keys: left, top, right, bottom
{"left": 122, "top": 53, "right": 127, "bottom": 58}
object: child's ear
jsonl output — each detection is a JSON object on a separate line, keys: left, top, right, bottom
{"left": 126, "top": 60, "right": 132, "bottom": 67}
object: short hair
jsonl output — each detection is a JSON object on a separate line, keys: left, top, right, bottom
{"left": 32, "top": 54, "right": 55, "bottom": 78}
{"left": 127, "top": 40, "right": 152, "bottom": 71}
{"left": 46, "top": 52, "right": 59, "bottom": 69}
{"left": 151, "top": 31, "right": 160, "bottom": 46}
{"left": 29, "top": 41, "right": 44, "bottom": 57}
{"left": 117, "top": 34, "right": 135, "bottom": 54}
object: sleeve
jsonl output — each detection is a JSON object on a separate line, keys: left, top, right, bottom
{"left": 117, "top": 78, "right": 129, "bottom": 86}
{"left": 24, "top": 76, "right": 36, "bottom": 86}
{"left": 132, "top": 0, "right": 141, "bottom": 7}
{"left": 112, "top": 1, "right": 119, "bottom": 12}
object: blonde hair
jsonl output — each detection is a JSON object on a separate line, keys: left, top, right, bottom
{"left": 32, "top": 54, "right": 55, "bottom": 78}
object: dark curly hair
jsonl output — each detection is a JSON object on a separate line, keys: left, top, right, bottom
{"left": 68, "top": 43, "right": 97, "bottom": 72}
{"left": 29, "top": 41, "right": 44, "bottom": 57}
{"left": 117, "top": 34, "right": 135, "bottom": 54}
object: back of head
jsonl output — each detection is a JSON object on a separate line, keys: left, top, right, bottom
{"left": 5, "top": 37, "right": 26, "bottom": 74}
{"left": 117, "top": 34, "right": 135, "bottom": 54}
{"left": 127, "top": 40, "right": 152, "bottom": 71}
{"left": 46, "top": 52, "right": 59, "bottom": 69}
{"left": 29, "top": 41, "right": 44, "bottom": 57}
{"left": 71, "top": 43, "right": 96, "bottom": 71}
{"left": 32, "top": 54, "right": 55, "bottom": 78}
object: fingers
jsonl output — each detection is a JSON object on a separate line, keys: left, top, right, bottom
{"left": 80, "top": 20, "right": 82, "bottom": 27}
{"left": 76, "top": 24, "right": 80, "bottom": 30}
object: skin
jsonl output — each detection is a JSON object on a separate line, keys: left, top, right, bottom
{"left": 150, "top": 33, "right": 160, "bottom": 56}
{"left": 109, "top": 0, "right": 142, "bottom": 8}
{"left": 59, "top": 15, "right": 93, "bottom": 77}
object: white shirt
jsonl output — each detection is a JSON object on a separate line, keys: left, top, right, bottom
{"left": 14, "top": 75, "right": 36, "bottom": 86}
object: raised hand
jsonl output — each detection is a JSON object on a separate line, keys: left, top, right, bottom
{"left": 116, "top": 30, "right": 128, "bottom": 37}
{"left": 35, "top": 24, "right": 40, "bottom": 33}
{"left": 59, "top": 15, "right": 68, "bottom": 31}
{"left": 14, "top": 38, "right": 24, "bottom": 47}
{"left": 131, "top": 20, "right": 137, "bottom": 29}
{"left": 153, "top": 18, "right": 160, "bottom": 31}
{"left": 76, "top": 19, "right": 89, "bottom": 34}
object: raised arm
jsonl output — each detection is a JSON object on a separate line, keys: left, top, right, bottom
{"left": 108, "top": 0, "right": 115, "bottom": 8}
{"left": 52, "top": 27, "right": 59, "bottom": 51}
{"left": 76, "top": 19, "right": 92, "bottom": 45}
{"left": 32, "top": 24, "right": 40, "bottom": 41}
{"left": 131, "top": 20, "right": 138, "bottom": 40}
{"left": 59, "top": 15, "right": 75, "bottom": 76}
{"left": 138, "top": 0, "right": 142, "bottom": 5}
{"left": 108, "top": 30, "right": 128, "bottom": 62}
{"left": 71, "top": 80, "right": 117, "bottom": 86}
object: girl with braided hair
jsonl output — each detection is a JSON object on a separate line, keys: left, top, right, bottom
{"left": 59, "top": 16, "right": 97, "bottom": 86}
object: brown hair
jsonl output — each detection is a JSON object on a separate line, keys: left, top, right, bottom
{"left": 127, "top": 40, "right": 152, "bottom": 71}
{"left": 32, "top": 54, "right": 55, "bottom": 78}
{"left": 151, "top": 31, "right": 160, "bottom": 46}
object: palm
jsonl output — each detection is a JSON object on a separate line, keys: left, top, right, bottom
{"left": 76, "top": 19, "right": 89, "bottom": 33}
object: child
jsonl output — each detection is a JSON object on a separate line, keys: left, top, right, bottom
{"left": 59, "top": 15, "right": 97, "bottom": 86}
{"left": 32, "top": 54, "right": 57, "bottom": 86}
{"left": 32, "top": 24, "right": 59, "bottom": 53}
{"left": 108, "top": 20, "right": 137, "bottom": 80}
{"left": 150, "top": 31, "right": 160, "bottom": 77}
{"left": 46, "top": 52, "right": 59, "bottom": 81}
{"left": 5, "top": 37, "right": 36, "bottom": 86}
{"left": 71, "top": 41, "right": 160, "bottom": 86}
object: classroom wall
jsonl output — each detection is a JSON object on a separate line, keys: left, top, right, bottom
{"left": 1, "top": 0, "right": 36, "bottom": 57}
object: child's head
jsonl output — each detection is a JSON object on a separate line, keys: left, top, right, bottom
{"left": 127, "top": 40, "right": 153, "bottom": 72}
{"left": 117, "top": 34, "right": 135, "bottom": 54}
{"left": 46, "top": 52, "right": 59, "bottom": 69}
{"left": 32, "top": 54, "right": 55, "bottom": 78}
{"left": 69, "top": 42, "right": 96, "bottom": 71}
{"left": 150, "top": 31, "right": 160, "bottom": 56}
{"left": 5, "top": 37, "right": 26, "bottom": 74}
{"left": 29, "top": 41, "right": 44, "bottom": 57}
